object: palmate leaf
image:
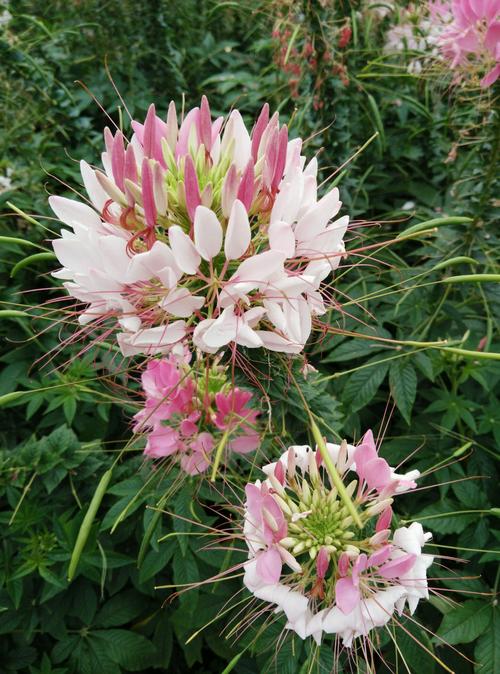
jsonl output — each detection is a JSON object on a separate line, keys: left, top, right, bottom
{"left": 389, "top": 359, "right": 417, "bottom": 423}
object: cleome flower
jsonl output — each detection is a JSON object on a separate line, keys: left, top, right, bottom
{"left": 133, "top": 350, "right": 260, "bottom": 475}
{"left": 429, "top": 0, "right": 500, "bottom": 87}
{"left": 49, "top": 96, "right": 349, "bottom": 357}
{"left": 242, "top": 431, "right": 433, "bottom": 646}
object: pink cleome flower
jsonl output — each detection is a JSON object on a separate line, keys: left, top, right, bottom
{"left": 430, "top": 0, "right": 500, "bottom": 86}
{"left": 242, "top": 434, "right": 433, "bottom": 645}
{"left": 134, "top": 352, "right": 260, "bottom": 474}
{"left": 49, "top": 97, "right": 349, "bottom": 357}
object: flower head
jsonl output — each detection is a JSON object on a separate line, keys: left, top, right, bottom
{"left": 242, "top": 433, "right": 433, "bottom": 645}
{"left": 50, "top": 97, "right": 349, "bottom": 357}
{"left": 429, "top": 0, "right": 500, "bottom": 86}
{"left": 134, "top": 352, "right": 260, "bottom": 474}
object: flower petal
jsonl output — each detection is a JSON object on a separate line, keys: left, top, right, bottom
{"left": 225, "top": 199, "right": 251, "bottom": 260}
{"left": 194, "top": 206, "right": 223, "bottom": 261}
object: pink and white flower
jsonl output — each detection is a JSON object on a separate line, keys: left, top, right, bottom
{"left": 50, "top": 97, "right": 349, "bottom": 356}
{"left": 242, "top": 433, "right": 433, "bottom": 645}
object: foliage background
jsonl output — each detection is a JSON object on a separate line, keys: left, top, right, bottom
{"left": 0, "top": 1, "right": 498, "bottom": 672}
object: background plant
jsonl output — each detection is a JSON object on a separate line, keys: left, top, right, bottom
{"left": 1, "top": 1, "right": 498, "bottom": 672}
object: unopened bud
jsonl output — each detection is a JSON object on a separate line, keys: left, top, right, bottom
{"left": 301, "top": 479, "right": 311, "bottom": 505}
{"left": 367, "top": 498, "right": 393, "bottom": 517}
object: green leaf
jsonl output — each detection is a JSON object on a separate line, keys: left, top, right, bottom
{"left": 95, "top": 590, "right": 146, "bottom": 627}
{"left": 475, "top": 606, "right": 500, "bottom": 674}
{"left": 94, "top": 629, "right": 157, "bottom": 671}
{"left": 389, "top": 359, "right": 417, "bottom": 423}
{"left": 343, "top": 358, "right": 389, "bottom": 412}
{"left": 437, "top": 600, "right": 491, "bottom": 645}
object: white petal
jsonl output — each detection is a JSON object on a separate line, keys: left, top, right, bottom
{"left": 168, "top": 225, "right": 201, "bottom": 274}
{"left": 161, "top": 288, "right": 204, "bottom": 317}
{"left": 202, "top": 306, "right": 238, "bottom": 348}
{"left": 294, "top": 187, "right": 341, "bottom": 242}
{"left": 254, "top": 330, "right": 304, "bottom": 354}
{"left": 234, "top": 322, "right": 264, "bottom": 348}
{"left": 224, "top": 199, "right": 251, "bottom": 260}
{"left": 49, "top": 196, "right": 102, "bottom": 230}
{"left": 80, "top": 160, "right": 108, "bottom": 211}
{"left": 194, "top": 206, "right": 223, "bottom": 261}
{"left": 117, "top": 322, "right": 186, "bottom": 356}
{"left": 126, "top": 241, "right": 180, "bottom": 284}
{"left": 268, "top": 220, "right": 296, "bottom": 257}
{"left": 231, "top": 250, "right": 285, "bottom": 284}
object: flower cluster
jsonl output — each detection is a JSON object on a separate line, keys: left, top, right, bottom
{"left": 133, "top": 352, "right": 260, "bottom": 474}
{"left": 429, "top": 0, "right": 500, "bottom": 87}
{"left": 383, "top": 5, "right": 441, "bottom": 74}
{"left": 50, "top": 97, "right": 349, "bottom": 358}
{"left": 242, "top": 431, "right": 433, "bottom": 645}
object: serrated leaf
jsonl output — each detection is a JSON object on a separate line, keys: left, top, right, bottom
{"left": 95, "top": 590, "right": 146, "bottom": 627}
{"left": 475, "top": 607, "right": 500, "bottom": 674}
{"left": 389, "top": 359, "right": 417, "bottom": 423}
{"left": 343, "top": 358, "right": 389, "bottom": 412}
{"left": 94, "top": 629, "right": 157, "bottom": 671}
{"left": 437, "top": 600, "right": 491, "bottom": 645}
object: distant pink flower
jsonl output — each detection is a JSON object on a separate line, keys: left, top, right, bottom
{"left": 430, "top": 0, "right": 500, "bottom": 86}
{"left": 50, "top": 96, "right": 349, "bottom": 357}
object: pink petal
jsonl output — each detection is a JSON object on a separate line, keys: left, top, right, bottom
{"left": 481, "top": 63, "right": 500, "bottom": 88}
{"left": 141, "top": 159, "right": 157, "bottom": 230}
{"left": 376, "top": 506, "right": 393, "bottom": 532}
{"left": 335, "top": 577, "right": 361, "bottom": 614}
{"left": 274, "top": 460, "right": 285, "bottom": 485}
{"left": 338, "top": 552, "right": 350, "bottom": 577}
{"left": 198, "top": 95, "right": 212, "bottom": 151}
{"left": 364, "top": 457, "right": 392, "bottom": 491}
{"left": 256, "top": 548, "right": 282, "bottom": 584}
{"left": 367, "top": 546, "right": 392, "bottom": 568}
{"left": 194, "top": 206, "right": 223, "bottom": 260}
{"left": 251, "top": 103, "right": 270, "bottom": 161}
{"left": 237, "top": 159, "right": 255, "bottom": 211}
{"left": 225, "top": 199, "right": 251, "bottom": 260}
{"left": 316, "top": 547, "right": 329, "bottom": 579}
{"left": 230, "top": 433, "right": 260, "bottom": 454}
{"left": 143, "top": 104, "right": 157, "bottom": 159}
{"left": 378, "top": 554, "right": 417, "bottom": 579}
{"left": 271, "top": 125, "right": 288, "bottom": 189}
{"left": 111, "top": 131, "right": 125, "bottom": 191}
{"left": 124, "top": 145, "right": 138, "bottom": 184}
{"left": 184, "top": 154, "right": 201, "bottom": 221}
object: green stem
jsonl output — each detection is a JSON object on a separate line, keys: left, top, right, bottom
{"left": 310, "top": 420, "right": 363, "bottom": 529}
{"left": 210, "top": 429, "right": 230, "bottom": 482}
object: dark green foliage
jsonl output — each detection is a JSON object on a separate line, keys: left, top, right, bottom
{"left": 0, "top": 1, "right": 499, "bottom": 672}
